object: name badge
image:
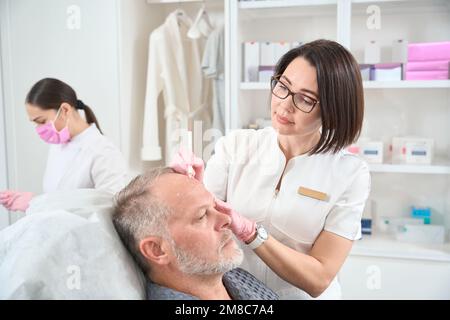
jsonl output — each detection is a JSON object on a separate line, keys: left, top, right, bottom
{"left": 298, "top": 186, "right": 329, "bottom": 202}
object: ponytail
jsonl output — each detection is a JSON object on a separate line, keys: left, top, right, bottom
{"left": 76, "top": 100, "right": 103, "bottom": 134}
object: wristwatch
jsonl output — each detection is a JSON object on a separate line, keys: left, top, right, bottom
{"left": 246, "top": 224, "right": 268, "bottom": 250}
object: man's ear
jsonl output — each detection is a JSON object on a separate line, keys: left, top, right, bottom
{"left": 139, "top": 237, "right": 170, "bottom": 266}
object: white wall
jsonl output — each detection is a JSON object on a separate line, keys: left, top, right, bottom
{"left": 0, "top": 0, "right": 122, "bottom": 209}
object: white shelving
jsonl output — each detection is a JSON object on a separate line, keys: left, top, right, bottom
{"left": 351, "top": 234, "right": 450, "bottom": 262}
{"left": 239, "top": 0, "right": 337, "bottom": 10}
{"left": 240, "top": 80, "right": 450, "bottom": 90}
{"left": 369, "top": 163, "right": 450, "bottom": 175}
{"left": 240, "top": 82, "right": 269, "bottom": 90}
{"left": 363, "top": 80, "right": 450, "bottom": 89}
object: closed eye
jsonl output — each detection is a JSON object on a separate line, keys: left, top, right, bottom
{"left": 198, "top": 210, "right": 207, "bottom": 220}
{"left": 302, "top": 96, "right": 314, "bottom": 104}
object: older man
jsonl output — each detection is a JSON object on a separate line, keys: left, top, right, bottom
{"left": 113, "top": 167, "right": 277, "bottom": 300}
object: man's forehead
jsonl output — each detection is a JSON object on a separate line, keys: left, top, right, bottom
{"left": 153, "top": 173, "right": 211, "bottom": 210}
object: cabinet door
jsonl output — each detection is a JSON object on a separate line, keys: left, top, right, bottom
{"left": 0, "top": 0, "right": 121, "bottom": 200}
{"left": 340, "top": 255, "right": 450, "bottom": 299}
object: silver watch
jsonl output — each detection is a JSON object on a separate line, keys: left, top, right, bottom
{"left": 247, "top": 224, "right": 268, "bottom": 250}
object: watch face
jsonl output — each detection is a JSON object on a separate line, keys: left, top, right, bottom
{"left": 258, "top": 226, "right": 268, "bottom": 240}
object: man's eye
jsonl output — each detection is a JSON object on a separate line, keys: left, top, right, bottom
{"left": 199, "top": 211, "right": 207, "bottom": 220}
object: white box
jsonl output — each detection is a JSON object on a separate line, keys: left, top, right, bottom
{"left": 260, "top": 41, "right": 275, "bottom": 66}
{"left": 391, "top": 137, "right": 407, "bottom": 164}
{"left": 360, "top": 141, "right": 383, "bottom": 164}
{"left": 392, "top": 39, "right": 408, "bottom": 64}
{"left": 395, "top": 224, "right": 445, "bottom": 245}
{"left": 392, "top": 137, "right": 434, "bottom": 165}
{"left": 243, "top": 42, "right": 260, "bottom": 82}
{"left": 258, "top": 66, "right": 274, "bottom": 83}
{"left": 364, "top": 40, "right": 380, "bottom": 64}
{"left": 405, "top": 139, "right": 434, "bottom": 165}
{"left": 377, "top": 217, "right": 424, "bottom": 234}
{"left": 273, "top": 42, "right": 291, "bottom": 65}
{"left": 371, "top": 64, "right": 403, "bottom": 81}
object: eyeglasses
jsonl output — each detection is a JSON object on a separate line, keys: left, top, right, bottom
{"left": 270, "top": 76, "right": 319, "bottom": 113}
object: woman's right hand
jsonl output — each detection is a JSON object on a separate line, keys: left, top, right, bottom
{"left": 170, "top": 148, "right": 204, "bottom": 182}
{"left": 0, "top": 190, "right": 34, "bottom": 212}
{"left": 214, "top": 198, "right": 256, "bottom": 243}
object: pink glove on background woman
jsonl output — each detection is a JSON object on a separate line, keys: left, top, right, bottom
{"left": 0, "top": 191, "right": 34, "bottom": 212}
{"left": 214, "top": 198, "right": 256, "bottom": 243}
{"left": 170, "top": 148, "right": 204, "bottom": 182}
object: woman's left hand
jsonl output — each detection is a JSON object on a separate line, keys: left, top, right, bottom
{"left": 214, "top": 198, "right": 256, "bottom": 243}
{"left": 0, "top": 191, "right": 34, "bottom": 212}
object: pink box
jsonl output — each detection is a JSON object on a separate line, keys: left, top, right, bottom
{"left": 405, "top": 70, "right": 449, "bottom": 80}
{"left": 408, "top": 42, "right": 450, "bottom": 61}
{"left": 406, "top": 60, "right": 450, "bottom": 71}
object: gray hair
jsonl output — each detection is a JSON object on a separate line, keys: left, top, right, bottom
{"left": 112, "top": 167, "right": 175, "bottom": 274}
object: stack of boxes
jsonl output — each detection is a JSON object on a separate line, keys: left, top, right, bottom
{"left": 360, "top": 40, "right": 404, "bottom": 81}
{"left": 405, "top": 41, "right": 450, "bottom": 80}
{"left": 243, "top": 41, "right": 302, "bottom": 82}
{"left": 359, "top": 40, "right": 450, "bottom": 81}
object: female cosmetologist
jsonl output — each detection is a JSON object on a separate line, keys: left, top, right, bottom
{"left": 0, "top": 78, "right": 127, "bottom": 213}
{"left": 204, "top": 39, "right": 371, "bottom": 299}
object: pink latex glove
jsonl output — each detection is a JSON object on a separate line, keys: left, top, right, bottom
{"left": 214, "top": 198, "right": 256, "bottom": 243}
{"left": 0, "top": 190, "right": 34, "bottom": 212}
{"left": 170, "top": 148, "right": 204, "bottom": 182}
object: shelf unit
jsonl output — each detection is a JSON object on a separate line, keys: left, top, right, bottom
{"left": 239, "top": 0, "right": 338, "bottom": 9}
{"left": 227, "top": 1, "right": 450, "bottom": 296}
{"left": 369, "top": 163, "right": 450, "bottom": 175}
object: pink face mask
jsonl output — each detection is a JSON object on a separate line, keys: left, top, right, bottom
{"left": 35, "top": 108, "right": 71, "bottom": 144}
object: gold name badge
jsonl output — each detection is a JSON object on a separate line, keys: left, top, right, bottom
{"left": 298, "top": 186, "right": 329, "bottom": 202}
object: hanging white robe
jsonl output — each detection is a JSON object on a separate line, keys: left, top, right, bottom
{"left": 141, "top": 10, "right": 212, "bottom": 165}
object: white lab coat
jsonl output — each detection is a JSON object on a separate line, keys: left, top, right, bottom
{"left": 43, "top": 124, "right": 128, "bottom": 194}
{"left": 142, "top": 10, "right": 212, "bottom": 164}
{"left": 204, "top": 127, "right": 371, "bottom": 299}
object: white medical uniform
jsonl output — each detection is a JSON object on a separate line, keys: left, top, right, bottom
{"left": 43, "top": 124, "right": 128, "bottom": 194}
{"left": 204, "top": 127, "right": 371, "bottom": 299}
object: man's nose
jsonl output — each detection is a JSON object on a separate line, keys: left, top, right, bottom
{"left": 215, "top": 210, "right": 231, "bottom": 231}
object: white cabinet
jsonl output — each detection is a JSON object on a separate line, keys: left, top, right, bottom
{"left": 340, "top": 234, "right": 450, "bottom": 299}
{"left": 340, "top": 255, "right": 450, "bottom": 299}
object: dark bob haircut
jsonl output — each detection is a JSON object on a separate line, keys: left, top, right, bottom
{"left": 274, "top": 39, "right": 364, "bottom": 155}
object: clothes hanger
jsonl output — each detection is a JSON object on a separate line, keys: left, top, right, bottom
{"left": 174, "top": 1, "right": 191, "bottom": 29}
{"left": 187, "top": 1, "right": 213, "bottom": 39}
